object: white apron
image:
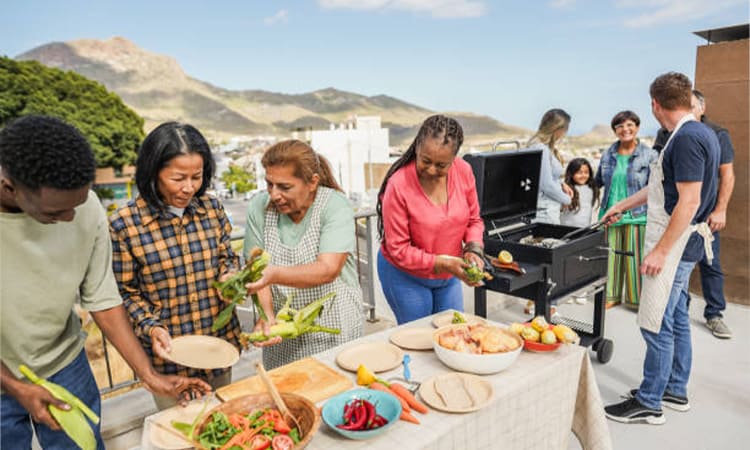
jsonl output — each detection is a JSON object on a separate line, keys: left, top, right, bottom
{"left": 637, "top": 114, "right": 714, "bottom": 333}
{"left": 262, "top": 187, "right": 364, "bottom": 369}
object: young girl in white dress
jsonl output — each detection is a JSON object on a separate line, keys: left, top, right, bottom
{"left": 561, "top": 158, "right": 600, "bottom": 227}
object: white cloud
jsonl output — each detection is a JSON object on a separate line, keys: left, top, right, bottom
{"left": 318, "top": 0, "right": 488, "bottom": 19}
{"left": 264, "top": 9, "right": 289, "bottom": 26}
{"left": 615, "top": 0, "right": 747, "bottom": 28}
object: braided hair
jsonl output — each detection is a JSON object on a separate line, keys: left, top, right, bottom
{"left": 376, "top": 114, "right": 464, "bottom": 240}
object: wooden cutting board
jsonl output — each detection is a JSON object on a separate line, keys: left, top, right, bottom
{"left": 216, "top": 357, "right": 353, "bottom": 403}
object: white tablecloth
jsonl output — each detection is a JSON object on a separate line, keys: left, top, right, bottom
{"left": 142, "top": 315, "right": 612, "bottom": 450}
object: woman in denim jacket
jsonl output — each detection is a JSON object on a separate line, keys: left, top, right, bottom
{"left": 595, "top": 110, "right": 658, "bottom": 308}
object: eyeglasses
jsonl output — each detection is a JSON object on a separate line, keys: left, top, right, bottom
{"left": 614, "top": 122, "right": 637, "bottom": 131}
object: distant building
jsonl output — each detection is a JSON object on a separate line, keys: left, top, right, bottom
{"left": 94, "top": 165, "right": 136, "bottom": 201}
{"left": 311, "top": 116, "right": 390, "bottom": 194}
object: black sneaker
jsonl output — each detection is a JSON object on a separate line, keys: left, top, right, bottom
{"left": 605, "top": 397, "right": 666, "bottom": 425}
{"left": 627, "top": 389, "right": 690, "bottom": 412}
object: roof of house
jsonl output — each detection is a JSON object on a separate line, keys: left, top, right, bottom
{"left": 693, "top": 23, "right": 749, "bottom": 44}
{"left": 95, "top": 165, "right": 136, "bottom": 185}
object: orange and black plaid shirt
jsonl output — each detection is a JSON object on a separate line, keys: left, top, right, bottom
{"left": 109, "top": 194, "right": 241, "bottom": 379}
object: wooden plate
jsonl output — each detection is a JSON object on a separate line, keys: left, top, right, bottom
{"left": 149, "top": 399, "right": 218, "bottom": 449}
{"left": 418, "top": 373, "right": 494, "bottom": 413}
{"left": 389, "top": 328, "right": 434, "bottom": 351}
{"left": 335, "top": 342, "right": 403, "bottom": 373}
{"left": 164, "top": 335, "right": 240, "bottom": 369}
{"left": 431, "top": 311, "right": 487, "bottom": 328}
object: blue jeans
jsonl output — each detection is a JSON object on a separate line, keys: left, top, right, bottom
{"left": 377, "top": 250, "right": 463, "bottom": 325}
{"left": 1, "top": 350, "right": 104, "bottom": 450}
{"left": 636, "top": 260, "right": 696, "bottom": 410}
{"left": 699, "top": 231, "right": 725, "bottom": 320}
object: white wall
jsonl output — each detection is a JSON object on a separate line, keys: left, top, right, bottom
{"left": 310, "top": 116, "right": 390, "bottom": 194}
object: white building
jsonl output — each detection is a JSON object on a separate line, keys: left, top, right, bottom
{"left": 310, "top": 116, "right": 390, "bottom": 195}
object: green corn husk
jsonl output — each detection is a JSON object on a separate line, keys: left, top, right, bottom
{"left": 240, "top": 292, "right": 340, "bottom": 343}
{"left": 212, "top": 248, "right": 270, "bottom": 331}
{"left": 19, "top": 365, "right": 99, "bottom": 450}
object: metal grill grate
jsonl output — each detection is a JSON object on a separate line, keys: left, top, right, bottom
{"left": 552, "top": 315, "right": 594, "bottom": 335}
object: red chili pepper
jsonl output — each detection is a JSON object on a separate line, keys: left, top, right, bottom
{"left": 363, "top": 400, "right": 376, "bottom": 429}
{"left": 343, "top": 402, "right": 355, "bottom": 424}
{"left": 337, "top": 400, "right": 368, "bottom": 430}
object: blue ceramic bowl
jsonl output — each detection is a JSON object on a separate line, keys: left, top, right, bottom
{"left": 321, "top": 388, "right": 402, "bottom": 440}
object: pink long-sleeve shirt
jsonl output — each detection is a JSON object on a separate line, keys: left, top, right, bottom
{"left": 380, "top": 158, "right": 485, "bottom": 279}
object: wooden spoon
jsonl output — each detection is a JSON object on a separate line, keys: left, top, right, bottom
{"left": 254, "top": 361, "right": 304, "bottom": 435}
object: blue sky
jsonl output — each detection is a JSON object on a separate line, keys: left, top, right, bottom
{"left": 2, "top": 0, "right": 747, "bottom": 135}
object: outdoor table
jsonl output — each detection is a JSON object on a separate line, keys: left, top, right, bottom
{"left": 141, "top": 314, "right": 612, "bottom": 450}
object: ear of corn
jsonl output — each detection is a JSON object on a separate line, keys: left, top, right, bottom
{"left": 19, "top": 365, "right": 99, "bottom": 450}
{"left": 239, "top": 292, "right": 340, "bottom": 343}
{"left": 212, "top": 248, "right": 271, "bottom": 331}
{"left": 552, "top": 324, "right": 578, "bottom": 344}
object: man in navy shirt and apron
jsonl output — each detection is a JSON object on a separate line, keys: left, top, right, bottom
{"left": 600, "top": 72, "right": 719, "bottom": 425}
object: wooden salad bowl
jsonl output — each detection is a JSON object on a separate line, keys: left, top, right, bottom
{"left": 194, "top": 392, "right": 321, "bottom": 449}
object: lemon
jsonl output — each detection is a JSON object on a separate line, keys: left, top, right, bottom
{"left": 498, "top": 250, "right": 513, "bottom": 264}
{"left": 356, "top": 364, "right": 377, "bottom": 386}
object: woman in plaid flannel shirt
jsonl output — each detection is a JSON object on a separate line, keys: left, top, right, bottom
{"left": 110, "top": 122, "right": 241, "bottom": 409}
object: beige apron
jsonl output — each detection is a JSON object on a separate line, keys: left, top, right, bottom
{"left": 637, "top": 114, "right": 714, "bottom": 333}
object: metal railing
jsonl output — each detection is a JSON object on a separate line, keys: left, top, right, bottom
{"left": 96, "top": 210, "right": 381, "bottom": 395}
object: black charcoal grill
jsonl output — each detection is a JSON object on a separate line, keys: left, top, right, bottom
{"left": 464, "top": 148, "right": 615, "bottom": 363}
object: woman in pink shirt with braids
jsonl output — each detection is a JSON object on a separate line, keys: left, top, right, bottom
{"left": 376, "top": 115, "right": 485, "bottom": 324}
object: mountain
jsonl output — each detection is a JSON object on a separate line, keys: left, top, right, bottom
{"left": 15, "top": 37, "right": 528, "bottom": 145}
{"left": 568, "top": 124, "right": 615, "bottom": 148}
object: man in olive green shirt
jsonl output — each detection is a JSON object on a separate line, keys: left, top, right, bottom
{"left": 0, "top": 115, "right": 210, "bottom": 448}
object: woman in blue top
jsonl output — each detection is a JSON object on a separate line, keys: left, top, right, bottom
{"left": 527, "top": 109, "right": 573, "bottom": 224}
{"left": 595, "top": 110, "right": 658, "bottom": 308}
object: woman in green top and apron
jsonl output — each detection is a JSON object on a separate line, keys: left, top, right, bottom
{"left": 243, "top": 140, "right": 364, "bottom": 369}
{"left": 595, "top": 111, "right": 658, "bottom": 308}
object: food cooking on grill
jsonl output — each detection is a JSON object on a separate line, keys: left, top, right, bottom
{"left": 519, "top": 235, "right": 566, "bottom": 248}
{"left": 437, "top": 324, "right": 522, "bottom": 354}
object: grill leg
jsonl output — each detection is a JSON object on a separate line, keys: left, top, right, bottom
{"left": 535, "top": 282, "right": 549, "bottom": 321}
{"left": 474, "top": 286, "right": 487, "bottom": 318}
{"left": 593, "top": 285, "right": 605, "bottom": 339}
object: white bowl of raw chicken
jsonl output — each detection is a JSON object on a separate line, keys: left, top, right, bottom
{"left": 433, "top": 323, "right": 523, "bottom": 375}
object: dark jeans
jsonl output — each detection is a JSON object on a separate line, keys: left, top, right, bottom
{"left": 1, "top": 350, "right": 104, "bottom": 450}
{"left": 699, "top": 231, "right": 725, "bottom": 320}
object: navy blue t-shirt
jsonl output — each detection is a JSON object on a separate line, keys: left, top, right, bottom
{"left": 661, "top": 121, "right": 720, "bottom": 262}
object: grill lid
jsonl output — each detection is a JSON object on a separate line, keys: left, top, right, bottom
{"left": 463, "top": 148, "right": 542, "bottom": 226}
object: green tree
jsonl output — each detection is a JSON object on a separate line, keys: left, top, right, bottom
{"left": 221, "top": 164, "right": 256, "bottom": 194}
{"left": 0, "top": 57, "right": 144, "bottom": 168}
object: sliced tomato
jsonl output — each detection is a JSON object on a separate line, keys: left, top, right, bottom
{"left": 260, "top": 410, "right": 291, "bottom": 434}
{"left": 249, "top": 434, "right": 271, "bottom": 450}
{"left": 271, "top": 434, "right": 294, "bottom": 450}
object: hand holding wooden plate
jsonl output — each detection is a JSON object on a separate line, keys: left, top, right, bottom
{"left": 163, "top": 335, "right": 240, "bottom": 369}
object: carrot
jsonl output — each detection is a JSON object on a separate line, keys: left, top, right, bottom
{"left": 390, "top": 383, "right": 429, "bottom": 414}
{"left": 370, "top": 381, "right": 410, "bottom": 413}
{"left": 400, "top": 410, "right": 420, "bottom": 424}
{"left": 228, "top": 413, "right": 250, "bottom": 430}
{"left": 219, "top": 429, "right": 252, "bottom": 450}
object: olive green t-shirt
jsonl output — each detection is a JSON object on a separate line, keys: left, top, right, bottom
{"left": 0, "top": 191, "right": 122, "bottom": 381}
{"left": 243, "top": 190, "right": 359, "bottom": 289}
